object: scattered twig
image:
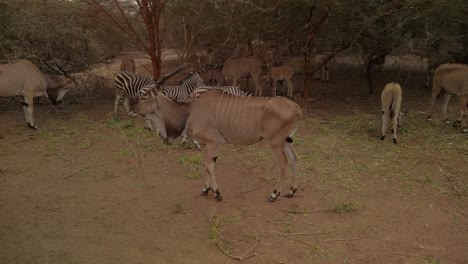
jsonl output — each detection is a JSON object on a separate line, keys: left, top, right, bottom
{"left": 374, "top": 255, "right": 381, "bottom": 264}
{"left": 62, "top": 161, "right": 112, "bottom": 179}
{"left": 324, "top": 232, "right": 368, "bottom": 242}
{"left": 272, "top": 231, "right": 324, "bottom": 237}
{"left": 202, "top": 205, "right": 257, "bottom": 261}
{"left": 273, "top": 231, "right": 314, "bottom": 247}
{"left": 239, "top": 178, "right": 273, "bottom": 194}
{"left": 388, "top": 252, "right": 429, "bottom": 260}
{"left": 439, "top": 167, "right": 464, "bottom": 197}
{"left": 282, "top": 208, "right": 328, "bottom": 214}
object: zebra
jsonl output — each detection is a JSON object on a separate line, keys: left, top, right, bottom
{"left": 114, "top": 71, "right": 205, "bottom": 115}
{"left": 161, "top": 72, "right": 205, "bottom": 103}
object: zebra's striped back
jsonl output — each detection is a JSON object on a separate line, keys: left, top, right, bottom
{"left": 161, "top": 72, "right": 205, "bottom": 103}
{"left": 114, "top": 71, "right": 155, "bottom": 100}
{"left": 216, "top": 86, "right": 251, "bottom": 97}
{"left": 190, "top": 86, "right": 251, "bottom": 100}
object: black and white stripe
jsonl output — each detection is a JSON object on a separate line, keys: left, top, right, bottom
{"left": 114, "top": 71, "right": 156, "bottom": 115}
{"left": 161, "top": 72, "right": 205, "bottom": 103}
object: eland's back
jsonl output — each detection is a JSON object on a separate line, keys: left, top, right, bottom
{"left": 0, "top": 60, "right": 46, "bottom": 97}
{"left": 187, "top": 90, "right": 302, "bottom": 145}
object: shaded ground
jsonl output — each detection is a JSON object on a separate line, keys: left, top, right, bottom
{"left": 1, "top": 61, "right": 467, "bottom": 264}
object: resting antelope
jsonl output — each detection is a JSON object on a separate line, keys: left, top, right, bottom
{"left": 0, "top": 60, "right": 75, "bottom": 129}
{"left": 120, "top": 56, "right": 136, "bottom": 73}
{"left": 380, "top": 82, "right": 406, "bottom": 144}
{"left": 131, "top": 87, "right": 302, "bottom": 202}
{"left": 217, "top": 57, "right": 264, "bottom": 96}
{"left": 427, "top": 63, "right": 468, "bottom": 128}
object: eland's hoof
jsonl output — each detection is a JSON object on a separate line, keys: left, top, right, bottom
{"left": 201, "top": 187, "right": 212, "bottom": 196}
{"left": 268, "top": 190, "right": 280, "bottom": 202}
{"left": 214, "top": 190, "right": 222, "bottom": 201}
{"left": 380, "top": 135, "right": 385, "bottom": 140}
{"left": 27, "top": 123, "right": 38, "bottom": 130}
{"left": 393, "top": 138, "right": 398, "bottom": 144}
{"left": 283, "top": 187, "right": 297, "bottom": 198}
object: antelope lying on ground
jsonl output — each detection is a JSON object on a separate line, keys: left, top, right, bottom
{"left": 120, "top": 56, "right": 136, "bottom": 73}
{"left": 0, "top": 60, "right": 76, "bottom": 129}
{"left": 131, "top": 87, "right": 302, "bottom": 202}
{"left": 266, "top": 65, "right": 295, "bottom": 98}
{"left": 380, "top": 82, "right": 406, "bottom": 144}
{"left": 427, "top": 63, "right": 468, "bottom": 128}
{"left": 217, "top": 57, "right": 264, "bottom": 96}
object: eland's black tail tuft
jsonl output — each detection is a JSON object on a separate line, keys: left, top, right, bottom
{"left": 285, "top": 137, "right": 293, "bottom": 143}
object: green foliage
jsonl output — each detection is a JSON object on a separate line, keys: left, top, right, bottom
{"left": 0, "top": 0, "right": 126, "bottom": 68}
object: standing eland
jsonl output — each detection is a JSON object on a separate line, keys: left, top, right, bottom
{"left": 0, "top": 60, "right": 76, "bottom": 129}
{"left": 131, "top": 87, "right": 302, "bottom": 202}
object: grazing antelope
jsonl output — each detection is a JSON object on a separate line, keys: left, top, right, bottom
{"left": 131, "top": 87, "right": 302, "bottom": 202}
{"left": 456, "top": 94, "right": 468, "bottom": 132}
{"left": 120, "top": 56, "right": 136, "bottom": 73}
{"left": 266, "top": 65, "right": 295, "bottom": 98}
{"left": 136, "top": 84, "right": 251, "bottom": 148}
{"left": 312, "top": 54, "right": 330, "bottom": 82}
{"left": 427, "top": 63, "right": 468, "bottom": 126}
{"left": 113, "top": 65, "right": 192, "bottom": 116}
{"left": 217, "top": 57, "right": 264, "bottom": 96}
{"left": 263, "top": 48, "right": 274, "bottom": 70}
{"left": 380, "top": 82, "right": 406, "bottom": 144}
{"left": 0, "top": 60, "right": 75, "bottom": 129}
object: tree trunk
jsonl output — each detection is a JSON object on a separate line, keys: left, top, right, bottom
{"left": 366, "top": 59, "right": 374, "bottom": 94}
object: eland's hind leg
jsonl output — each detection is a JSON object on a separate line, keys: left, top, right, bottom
{"left": 283, "top": 142, "right": 299, "bottom": 198}
{"left": 268, "top": 143, "right": 287, "bottom": 202}
{"left": 380, "top": 110, "right": 389, "bottom": 140}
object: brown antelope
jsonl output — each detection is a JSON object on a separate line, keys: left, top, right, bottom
{"left": 263, "top": 48, "right": 274, "bottom": 70}
{"left": 217, "top": 57, "right": 264, "bottom": 96}
{"left": 196, "top": 50, "right": 216, "bottom": 85}
{"left": 380, "top": 82, "right": 406, "bottom": 144}
{"left": 456, "top": 94, "right": 468, "bottom": 132}
{"left": 427, "top": 63, "right": 468, "bottom": 127}
{"left": 266, "top": 65, "right": 295, "bottom": 98}
{"left": 312, "top": 54, "right": 331, "bottom": 82}
{"left": 131, "top": 87, "right": 302, "bottom": 202}
{"left": 0, "top": 60, "right": 76, "bottom": 129}
{"left": 120, "top": 56, "right": 136, "bottom": 73}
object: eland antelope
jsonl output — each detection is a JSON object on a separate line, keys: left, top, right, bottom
{"left": 265, "top": 65, "right": 295, "bottom": 98}
{"left": 427, "top": 63, "right": 468, "bottom": 127}
{"left": 217, "top": 57, "right": 264, "bottom": 96}
{"left": 120, "top": 56, "right": 136, "bottom": 73}
{"left": 380, "top": 82, "right": 406, "bottom": 144}
{"left": 131, "top": 87, "right": 302, "bottom": 202}
{"left": 196, "top": 50, "right": 216, "bottom": 85}
{"left": 0, "top": 60, "right": 75, "bottom": 129}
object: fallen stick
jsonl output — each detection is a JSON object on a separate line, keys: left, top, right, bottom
{"left": 324, "top": 232, "right": 368, "bottom": 242}
{"left": 62, "top": 161, "right": 112, "bottom": 179}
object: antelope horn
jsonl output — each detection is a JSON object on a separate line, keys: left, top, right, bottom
{"left": 43, "top": 60, "right": 60, "bottom": 73}
{"left": 155, "top": 64, "right": 189, "bottom": 87}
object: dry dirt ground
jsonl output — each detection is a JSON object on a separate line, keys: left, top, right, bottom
{"left": 1, "top": 57, "right": 467, "bottom": 264}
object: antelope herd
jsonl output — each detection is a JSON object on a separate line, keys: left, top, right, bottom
{"left": 1, "top": 48, "right": 467, "bottom": 201}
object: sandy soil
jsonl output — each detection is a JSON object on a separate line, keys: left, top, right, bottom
{"left": 1, "top": 57, "right": 467, "bottom": 264}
